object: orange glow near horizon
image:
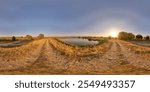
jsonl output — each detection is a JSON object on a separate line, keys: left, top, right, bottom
{"left": 111, "top": 31, "right": 118, "bottom": 37}
{"left": 109, "top": 28, "right": 120, "bottom": 37}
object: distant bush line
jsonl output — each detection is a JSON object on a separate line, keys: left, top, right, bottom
{"left": 0, "top": 34, "right": 45, "bottom": 41}
{"left": 118, "top": 31, "right": 150, "bottom": 41}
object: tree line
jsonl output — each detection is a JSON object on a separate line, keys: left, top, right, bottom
{"left": 118, "top": 32, "right": 150, "bottom": 41}
{"left": 12, "top": 34, "right": 45, "bottom": 41}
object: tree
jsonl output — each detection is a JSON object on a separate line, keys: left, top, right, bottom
{"left": 26, "top": 35, "right": 33, "bottom": 40}
{"left": 127, "top": 33, "right": 135, "bottom": 40}
{"left": 118, "top": 32, "right": 135, "bottom": 40}
{"left": 12, "top": 36, "right": 16, "bottom": 41}
{"left": 136, "top": 34, "right": 143, "bottom": 40}
{"left": 37, "top": 34, "right": 44, "bottom": 39}
{"left": 144, "top": 36, "right": 150, "bottom": 40}
{"left": 118, "top": 32, "right": 127, "bottom": 40}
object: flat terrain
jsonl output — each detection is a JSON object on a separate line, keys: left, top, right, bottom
{"left": 0, "top": 38, "right": 150, "bottom": 75}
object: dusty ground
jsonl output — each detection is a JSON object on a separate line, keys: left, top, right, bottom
{"left": 0, "top": 38, "right": 150, "bottom": 75}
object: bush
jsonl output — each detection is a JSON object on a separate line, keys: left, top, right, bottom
{"left": 144, "top": 36, "right": 150, "bottom": 40}
{"left": 136, "top": 34, "right": 143, "bottom": 40}
{"left": 37, "top": 34, "right": 44, "bottom": 39}
{"left": 12, "top": 36, "right": 16, "bottom": 41}
{"left": 26, "top": 35, "right": 33, "bottom": 40}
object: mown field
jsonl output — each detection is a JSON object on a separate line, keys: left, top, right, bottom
{"left": 0, "top": 37, "right": 150, "bottom": 75}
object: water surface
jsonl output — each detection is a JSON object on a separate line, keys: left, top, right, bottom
{"left": 58, "top": 38, "right": 99, "bottom": 46}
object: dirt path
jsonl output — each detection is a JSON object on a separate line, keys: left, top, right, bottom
{"left": 27, "top": 39, "right": 69, "bottom": 74}
{"left": 102, "top": 40, "right": 150, "bottom": 74}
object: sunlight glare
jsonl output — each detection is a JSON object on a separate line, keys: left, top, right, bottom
{"left": 109, "top": 28, "right": 119, "bottom": 37}
{"left": 111, "top": 31, "right": 118, "bottom": 37}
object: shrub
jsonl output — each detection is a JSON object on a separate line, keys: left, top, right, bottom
{"left": 144, "top": 36, "right": 150, "bottom": 40}
{"left": 12, "top": 36, "right": 16, "bottom": 41}
{"left": 26, "top": 35, "right": 33, "bottom": 40}
{"left": 136, "top": 34, "right": 143, "bottom": 40}
{"left": 37, "top": 34, "right": 44, "bottom": 39}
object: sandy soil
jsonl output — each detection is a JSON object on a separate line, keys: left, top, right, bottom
{"left": 0, "top": 39, "right": 150, "bottom": 75}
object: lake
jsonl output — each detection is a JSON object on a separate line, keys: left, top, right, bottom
{"left": 58, "top": 38, "right": 99, "bottom": 46}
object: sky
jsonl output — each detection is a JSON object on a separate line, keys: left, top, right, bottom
{"left": 0, "top": 0, "right": 150, "bottom": 36}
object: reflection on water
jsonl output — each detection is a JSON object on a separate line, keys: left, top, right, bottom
{"left": 131, "top": 41, "right": 150, "bottom": 47}
{"left": 0, "top": 41, "right": 32, "bottom": 48}
{"left": 58, "top": 38, "right": 99, "bottom": 46}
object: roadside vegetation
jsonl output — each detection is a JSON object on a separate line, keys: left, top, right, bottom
{"left": 118, "top": 31, "right": 150, "bottom": 47}
{"left": 118, "top": 31, "right": 150, "bottom": 41}
{"left": 118, "top": 31, "right": 150, "bottom": 61}
{"left": 82, "top": 37, "right": 108, "bottom": 44}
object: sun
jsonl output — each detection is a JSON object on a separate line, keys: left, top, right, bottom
{"left": 111, "top": 31, "right": 118, "bottom": 37}
{"left": 109, "top": 28, "right": 119, "bottom": 37}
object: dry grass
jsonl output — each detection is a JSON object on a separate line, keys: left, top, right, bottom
{"left": 119, "top": 40, "right": 150, "bottom": 60}
{"left": 0, "top": 39, "right": 45, "bottom": 70}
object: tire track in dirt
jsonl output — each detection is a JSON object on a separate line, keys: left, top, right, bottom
{"left": 23, "top": 39, "right": 69, "bottom": 74}
{"left": 99, "top": 41, "right": 122, "bottom": 65}
{"left": 87, "top": 40, "right": 129, "bottom": 74}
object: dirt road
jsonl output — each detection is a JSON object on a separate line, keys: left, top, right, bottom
{"left": 0, "top": 39, "right": 150, "bottom": 74}
{"left": 98, "top": 40, "right": 150, "bottom": 74}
